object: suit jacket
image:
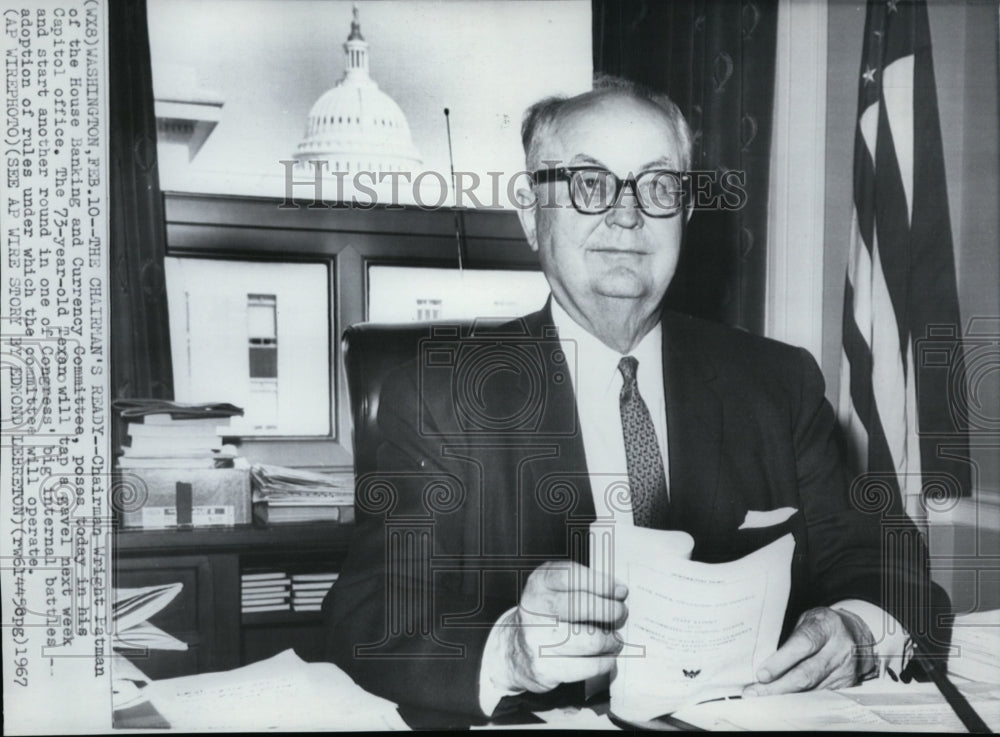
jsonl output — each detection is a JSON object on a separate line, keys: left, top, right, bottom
{"left": 324, "top": 304, "right": 949, "bottom": 718}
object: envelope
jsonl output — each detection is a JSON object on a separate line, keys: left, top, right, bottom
{"left": 738, "top": 507, "right": 798, "bottom": 530}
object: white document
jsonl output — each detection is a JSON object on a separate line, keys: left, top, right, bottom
{"left": 671, "top": 679, "right": 1000, "bottom": 732}
{"left": 589, "top": 524, "right": 793, "bottom": 722}
{"left": 949, "top": 608, "right": 1000, "bottom": 683}
{"left": 112, "top": 654, "right": 154, "bottom": 711}
{"left": 145, "top": 648, "right": 408, "bottom": 730}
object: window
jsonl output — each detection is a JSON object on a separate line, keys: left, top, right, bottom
{"left": 162, "top": 194, "right": 539, "bottom": 469}
{"left": 367, "top": 265, "right": 550, "bottom": 323}
{"left": 247, "top": 294, "right": 279, "bottom": 430}
{"left": 147, "top": 0, "right": 591, "bottom": 468}
{"left": 247, "top": 294, "right": 278, "bottom": 379}
{"left": 165, "top": 257, "right": 331, "bottom": 437}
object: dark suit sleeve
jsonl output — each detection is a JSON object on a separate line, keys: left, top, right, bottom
{"left": 790, "top": 348, "right": 951, "bottom": 664}
{"left": 322, "top": 364, "right": 513, "bottom": 718}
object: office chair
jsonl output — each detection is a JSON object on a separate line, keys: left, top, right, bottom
{"left": 341, "top": 321, "right": 474, "bottom": 480}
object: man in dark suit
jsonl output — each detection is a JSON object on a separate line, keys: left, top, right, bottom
{"left": 324, "top": 78, "right": 948, "bottom": 720}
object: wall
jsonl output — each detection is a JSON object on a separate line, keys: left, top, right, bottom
{"left": 822, "top": 0, "right": 1000, "bottom": 497}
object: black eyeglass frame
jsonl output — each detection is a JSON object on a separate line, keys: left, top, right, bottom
{"left": 529, "top": 166, "right": 690, "bottom": 218}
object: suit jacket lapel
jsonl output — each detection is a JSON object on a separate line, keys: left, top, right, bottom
{"left": 514, "top": 305, "right": 720, "bottom": 546}
{"left": 516, "top": 303, "right": 595, "bottom": 563}
{"left": 662, "top": 312, "right": 723, "bottom": 535}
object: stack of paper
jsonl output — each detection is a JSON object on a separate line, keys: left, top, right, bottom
{"left": 290, "top": 572, "right": 339, "bottom": 612}
{"left": 949, "top": 608, "right": 1000, "bottom": 683}
{"left": 241, "top": 570, "right": 291, "bottom": 614}
{"left": 251, "top": 464, "right": 355, "bottom": 524}
{"left": 145, "top": 649, "right": 407, "bottom": 730}
{"left": 113, "top": 400, "right": 243, "bottom": 470}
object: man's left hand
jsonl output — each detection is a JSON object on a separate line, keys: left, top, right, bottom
{"left": 743, "top": 607, "right": 876, "bottom": 696}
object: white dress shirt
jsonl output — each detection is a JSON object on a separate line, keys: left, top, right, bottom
{"left": 550, "top": 298, "right": 669, "bottom": 523}
{"left": 477, "top": 297, "right": 909, "bottom": 714}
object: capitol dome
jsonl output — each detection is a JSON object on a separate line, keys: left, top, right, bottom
{"left": 294, "top": 7, "right": 421, "bottom": 174}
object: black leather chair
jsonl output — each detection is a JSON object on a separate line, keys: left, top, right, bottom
{"left": 341, "top": 321, "right": 474, "bottom": 480}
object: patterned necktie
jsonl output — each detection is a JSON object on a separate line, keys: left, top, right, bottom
{"left": 618, "top": 356, "right": 669, "bottom": 527}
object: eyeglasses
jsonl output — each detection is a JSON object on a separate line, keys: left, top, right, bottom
{"left": 529, "top": 166, "right": 689, "bottom": 217}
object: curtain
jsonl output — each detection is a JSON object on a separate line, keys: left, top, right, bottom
{"left": 593, "top": 0, "right": 779, "bottom": 333}
{"left": 109, "top": 0, "right": 174, "bottom": 450}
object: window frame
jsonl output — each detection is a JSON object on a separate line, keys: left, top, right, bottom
{"left": 164, "top": 252, "right": 336, "bottom": 440}
{"left": 163, "top": 192, "right": 539, "bottom": 471}
{"left": 362, "top": 257, "right": 550, "bottom": 322}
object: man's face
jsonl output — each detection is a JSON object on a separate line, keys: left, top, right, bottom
{"left": 518, "top": 94, "right": 687, "bottom": 329}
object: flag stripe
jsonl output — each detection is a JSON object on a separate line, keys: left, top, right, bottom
{"left": 842, "top": 280, "right": 902, "bottom": 500}
{"left": 847, "top": 228, "right": 910, "bottom": 479}
{"left": 853, "top": 104, "right": 879, "bottom": 249}
{"left": 881, "top": 56, "right": 915, "bottom": 224}
{"left": 873, "top": 94, "right": 912, "bottom": 358}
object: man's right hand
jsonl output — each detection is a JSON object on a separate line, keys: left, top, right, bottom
{"left": 490, "top": 561, "right": 628, "bottom": 694}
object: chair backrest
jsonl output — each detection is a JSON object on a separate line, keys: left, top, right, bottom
{"left": 342, "top": 321, "right": 474, "bottom": 480}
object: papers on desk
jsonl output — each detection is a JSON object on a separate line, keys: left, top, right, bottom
{"left": 250, "top": 463, "right": 354, "bottom": 502}
{"left": 532, "top": 706, "right": 618, "bottom": 730}
{"left": 251, "top": 463, "right": 355, "bottom": 524}
{"left": 589, "top": 525, "right": 793, "bottom": 723}
{"left": 950, "top": 608, "right": 1000, "bottom": 683}
{"left": 670, "top": 679, "right": 1000, "bottom": 731}
{"left": 112, "top": 654, "right": 154, "bottom": 711}
{"left": 144, "top": 648, "right": 407, "bottom": 730}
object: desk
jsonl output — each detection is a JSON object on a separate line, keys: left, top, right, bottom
{"left": 115, "top": 522, "right": 355, "bottom": 679}
{"left": 113, "top": 649, "right": 1000, "bottom": 732}
{"left": 112, "top": 649, "right": 622, "bottom": 731}
{"left": 114, "top": 698, "right": 621, "bottom": 731}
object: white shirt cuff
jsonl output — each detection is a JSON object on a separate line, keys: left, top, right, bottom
{"left": 478, "top": 606, "right": 524, "bottom": 716}
{"left": 834, "top": 599, "right": 912, "bottom": 680}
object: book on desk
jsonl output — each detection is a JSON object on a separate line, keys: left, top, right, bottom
{"left": 114, "top": 399, "right": 243, "bottom": 470}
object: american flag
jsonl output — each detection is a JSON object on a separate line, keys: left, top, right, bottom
{"left": 839, "top": 0, "right": 970, "bottom": 522}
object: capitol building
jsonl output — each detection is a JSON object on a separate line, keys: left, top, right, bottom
{"left": 293, "top": 6, "right": 422, "bottom": 177}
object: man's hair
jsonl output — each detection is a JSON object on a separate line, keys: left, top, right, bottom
{"left": 520, "top": 74, "right": 694, "bottom": 172}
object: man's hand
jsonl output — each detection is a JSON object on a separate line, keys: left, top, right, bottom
{"left": 493, "top": 561, "right": 628, "bottom": 694}
{"left": 744, "top": 607, "right": 877, "bottom": 696}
